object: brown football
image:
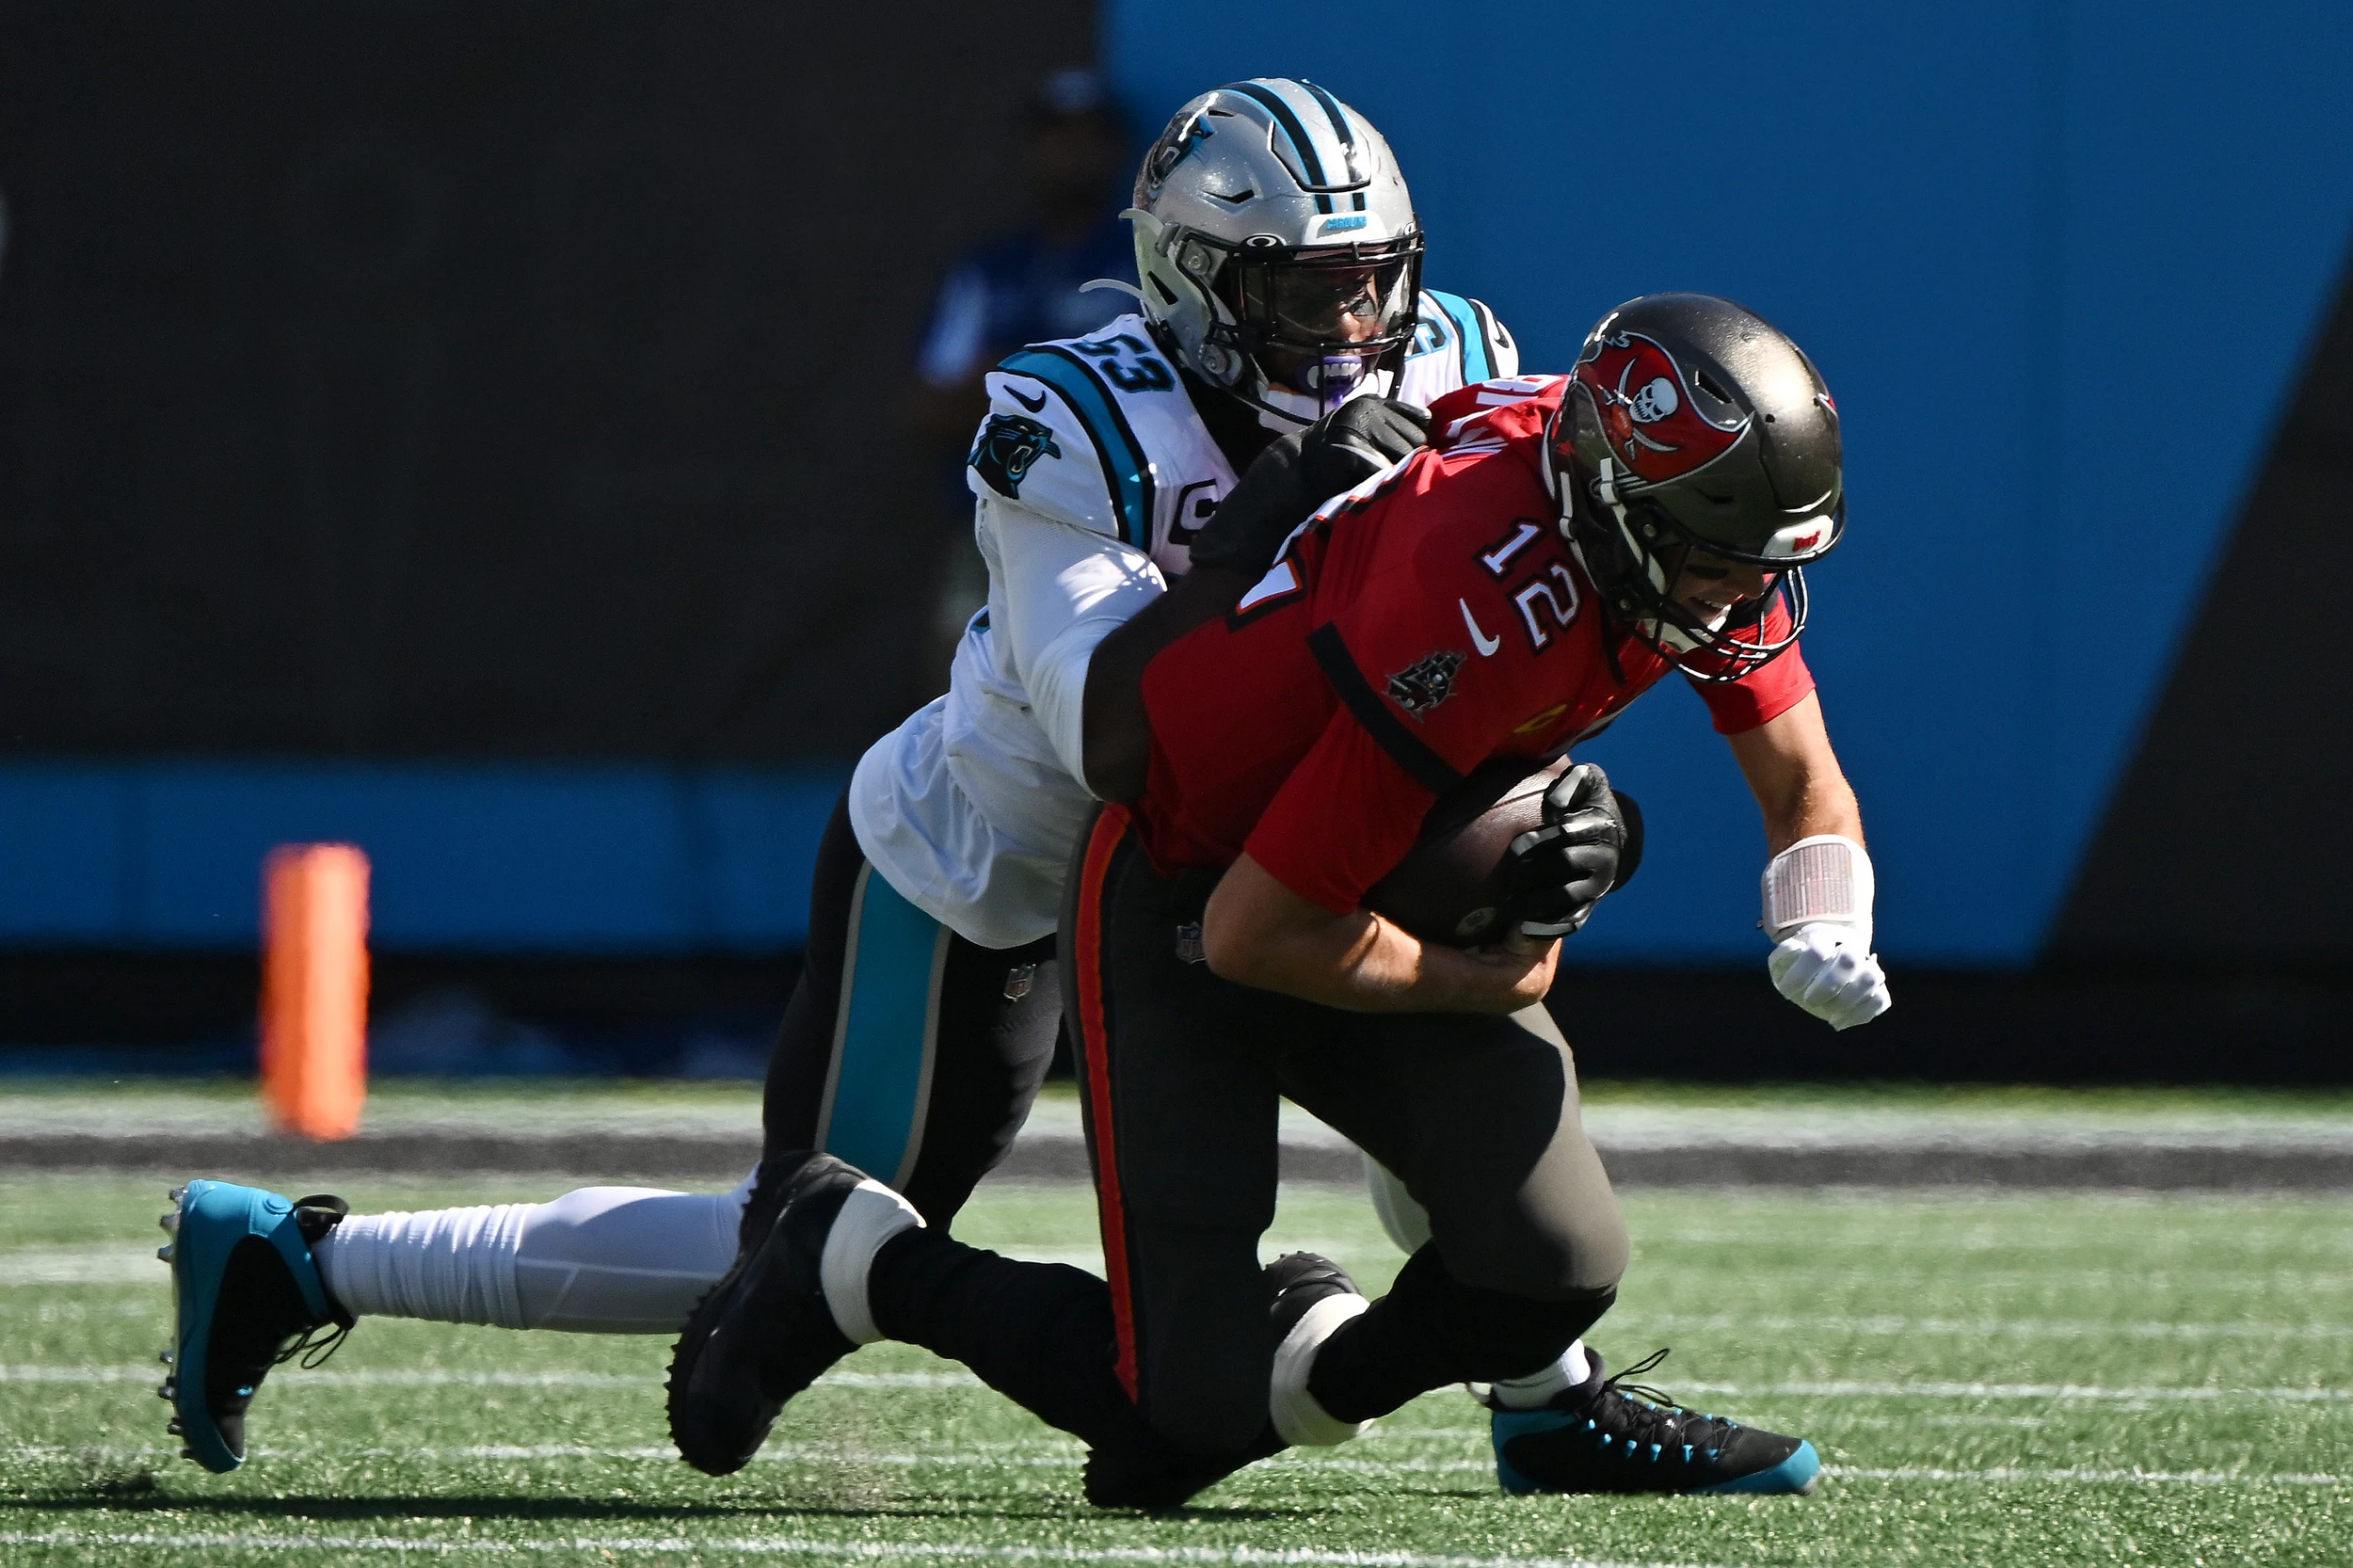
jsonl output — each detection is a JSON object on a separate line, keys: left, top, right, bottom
{"left": 1365, "top": 757, "right": 1569, "bottom": 947}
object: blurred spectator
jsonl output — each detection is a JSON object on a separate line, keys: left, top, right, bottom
{"left": 910, "top": 68, "right": 1134, "bottom": 664}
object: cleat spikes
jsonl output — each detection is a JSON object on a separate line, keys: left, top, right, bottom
{"left": 158, "top": 1350, "right": 174, "bottom": 1365}
{"left": 168, "top": 1185, "right": 186, "bottom": 1203}
{"left": 166, "top": 1418, "right": 184, "bottom": 1436}
{"left": 156, "top": 1383, "right": 174, "bottom": 1400}
{"left": 156, "top": 1244, "right": 175, "bottom": 1262}
{"left": 159, "top": 1210, "right": 181, "bottom": 1234}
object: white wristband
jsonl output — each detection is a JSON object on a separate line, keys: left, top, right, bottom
{"left": 1762, "top": 834, "right": 1874, "bottom": 943}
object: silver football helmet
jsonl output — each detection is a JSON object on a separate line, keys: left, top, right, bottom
{"left": 1118, "top": 79, "right": 1424, "bottom": 424}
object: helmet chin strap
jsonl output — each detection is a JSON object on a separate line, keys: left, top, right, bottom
{"left": 1254, "top": 363, "right": 1393, "bottom": 427}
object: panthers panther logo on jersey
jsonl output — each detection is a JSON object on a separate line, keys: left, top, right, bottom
{"left": 970, "top": 414, "right": 1063, "bottom": 500}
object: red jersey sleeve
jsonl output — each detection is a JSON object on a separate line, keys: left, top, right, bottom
{"left": 1689, "top": 597, "right": 1817, "bottom": 734}
{"left": 1242, "top": 707, "right": 1437, "bottom": 913}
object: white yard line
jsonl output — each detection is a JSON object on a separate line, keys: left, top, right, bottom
{"left": 8, "top": 1364, "right": 2348, "bottom": 1403}
{"left": 0, "top": 1531, "right": 1748, "bottom": 1568}
{"left": 10, "top": 1439, "right": 2342, "bottom": 1490}
{"left": 1824, "top": 1464, "right": 2343, "bottom": 1486}
{"left": 0, "top": 1366, "right": 971, "bottom": 1388}
{"left": 1614, "top": 1313, "right": 2353, "bottom": 1341}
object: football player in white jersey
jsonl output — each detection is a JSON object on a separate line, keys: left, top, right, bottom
{"left": 153, "top": 78, "right": 1530, "bottom": 1477}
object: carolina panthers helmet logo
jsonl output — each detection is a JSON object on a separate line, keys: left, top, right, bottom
{"left": 969, "top": 413, "right": 1063, "bottom": 500}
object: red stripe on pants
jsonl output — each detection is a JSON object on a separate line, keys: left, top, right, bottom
{"left": 1071, "top": 804, "right": 1140, "bottom": 1401}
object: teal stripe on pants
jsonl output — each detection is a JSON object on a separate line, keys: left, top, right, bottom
{"left": 817, "top": 865, "right": 949, "bottom": 1187}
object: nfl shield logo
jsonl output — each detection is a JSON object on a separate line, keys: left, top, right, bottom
{"left": 1002, "top": 963, "right": 1036, "bottom": 1000}
{"left": 1174, "top": 922, "right": 1207, "bottom": 965}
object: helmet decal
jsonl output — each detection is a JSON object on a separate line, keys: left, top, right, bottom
{"left": 1144, "top": 113, "right": 1215, "bottom": 199}
{"left": 1574, "top": 331, "right": 1747, "bottom": 483}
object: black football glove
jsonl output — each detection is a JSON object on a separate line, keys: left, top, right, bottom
{"left": 1494, "top": 762, "right": 1643, "bottom": 938}
{"left": 1185, "top": 397, "right": 1431, "bottom": 578}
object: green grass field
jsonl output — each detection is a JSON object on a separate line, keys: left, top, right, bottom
{"left": 1, "top": 1169, "right": 2347, "bottom": 1566}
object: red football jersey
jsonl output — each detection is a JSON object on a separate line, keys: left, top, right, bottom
{"left": 1135, "top": 376, "right": 1816, "bottom": 913}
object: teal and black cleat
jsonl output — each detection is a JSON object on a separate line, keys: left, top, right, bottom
{"left": 1490, "top": 1348, "right": 1820, "bottom": 1497}
{"left": 159, "top": 1180, "right": 352, "bottom": 1473}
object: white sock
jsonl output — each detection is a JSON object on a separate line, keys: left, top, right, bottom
{"left": 316, "top": 1169, "right": 756, "bottom": 1335}
{"left": 818, "top": 1179, "right": 923, "bottom": 1345}
{"left": 1490, "top": 1340, "right": 1591, "bottom": 1409}
{"left": 1269, "top": 1290, "right": 1372, "bottom": 1447}
{"left": 316, "top": 1204, "right": 533, "bottom": 1328}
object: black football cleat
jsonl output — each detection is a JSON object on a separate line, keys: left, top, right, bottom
{"left": 1080, "top": 1252, "right": 1353, "bottom": 1511}
{"left": 161, "top": 1181, "right": 352, "bottom": 1472}
{"left": 1491, "top": 1348, "right": 1820, "bottom": 1496}
{"left": 665, "top": 1151, "right": 867, "bottom": 1476}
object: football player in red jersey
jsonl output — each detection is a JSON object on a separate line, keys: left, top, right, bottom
{"left": 668, "top": 295, "right": 1884, "bottom": 1507}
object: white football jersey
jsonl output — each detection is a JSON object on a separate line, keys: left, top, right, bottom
{"left": 850, "top": 294, "right": 1519, "bottom": 949}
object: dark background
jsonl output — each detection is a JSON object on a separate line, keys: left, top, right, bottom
{"left": 0, "top": 0, "right": 1094, "bottom": 761}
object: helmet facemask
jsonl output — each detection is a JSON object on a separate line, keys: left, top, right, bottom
{"left": 1545, "top": 296, "right": 1847, "bottom": 683}
{"left": 1209, "top": 234, "right": 1425, "bottom": 416}
{"left": 1560, "top": 462, "right": 1824, "bottom": 682}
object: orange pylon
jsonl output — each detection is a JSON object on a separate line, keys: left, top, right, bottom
{"left": 259, "top": 843, "right": 370, "bottom": 1141}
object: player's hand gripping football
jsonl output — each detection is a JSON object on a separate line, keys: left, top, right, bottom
{"left": 1185, "top": 397, "right": 1431, "bottom": 578}
{"left": 1761, "top": 834, "right": 1892, "bottom": 1030}
{"left": 1493, "top": 762, "right": 1642, "bottom": 940}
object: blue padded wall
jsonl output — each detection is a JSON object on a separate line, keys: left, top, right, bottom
{"left": 1108, "top": 1, "right": 2353, "bottom": 964}
{"left": 0, "top": 762, "right": 840, "bottom": 952}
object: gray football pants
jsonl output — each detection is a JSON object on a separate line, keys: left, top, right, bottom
{"left": 1065, "top": 803, "right": 1629, "bottom": 1453}
{"left": 864, "top": 803, "right": 1627, "bottom": 1483}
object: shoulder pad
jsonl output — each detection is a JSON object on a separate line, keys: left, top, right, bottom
{"left": 972, "top": 360, "right": 1119, "bottom": 540}
{"left": 972, "top": 334, "right": 1167, "bottom": 550}
{"left": 1426, "top": 376, "right": 1567, "bottom": 458}
{"left": 1402, "top": 291, "right": 1521, "bottom": 401}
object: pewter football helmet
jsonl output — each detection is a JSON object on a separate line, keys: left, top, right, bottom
{"left": 1125, "top": 79, "right": 1423, "bottom": 424}
{"left": 1549, "top": 294, "right": 1845, "bottom": 680}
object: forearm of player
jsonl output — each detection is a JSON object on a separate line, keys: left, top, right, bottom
{"left": 1201, "top": 853, "right": 1558, "bottom": 1014}
{"left": 1079, "top": 566, "right": 1256, "bottom": 801}
{"left": 1726, "top": 692, "right": 1864, "bottom": 852}
{"left": 1728, "top": 690, "right": 1892, "bottom": 1029}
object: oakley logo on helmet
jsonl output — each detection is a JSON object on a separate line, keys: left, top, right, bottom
{"left": 1575, "top": 331, "right": 1746, "bottom": 482}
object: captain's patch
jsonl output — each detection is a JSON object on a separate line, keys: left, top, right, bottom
{"left": 1385, "top": 650, "right": 1465, "bottom": 716}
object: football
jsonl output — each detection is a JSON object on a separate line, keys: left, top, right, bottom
{"left": 1365, "top": 758, "right": 1570, "bottom": 947}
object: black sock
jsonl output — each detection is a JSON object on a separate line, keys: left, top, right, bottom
{"left": 868, "top": 1226, "right": 1141, "bottom": 1448}
{"left": 1306, "top": 1245, "right": 1615, "bottom": 1423}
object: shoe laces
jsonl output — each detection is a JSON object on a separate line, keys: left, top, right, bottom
{"left": 276, "top": 1320, "right": 351, "bottom": 1372}
{"left": 1588, "top": 1349, "right": 1738, "bottom": 1451}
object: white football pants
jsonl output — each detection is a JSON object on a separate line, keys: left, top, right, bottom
{"left": 314, "top": 1170, "right": 755, "bottom": 1334}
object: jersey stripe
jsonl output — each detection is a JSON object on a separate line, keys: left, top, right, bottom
{"left": 1306, "top": 623, "right": 1465, "bottom": 796}
{"left": 998, "top": 345, "right": 1157, "bottom": 552}
{"left": 1425, "top": 291, "right": 1492, "bottom": 383}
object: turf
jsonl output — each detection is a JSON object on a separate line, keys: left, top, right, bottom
{"left": 0, "top": 1171, "right": 2346, "bottom": 1566}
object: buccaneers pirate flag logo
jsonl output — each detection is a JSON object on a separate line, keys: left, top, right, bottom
{"left": 1573, "top": 331, "right": 1747, "bottom": 484}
